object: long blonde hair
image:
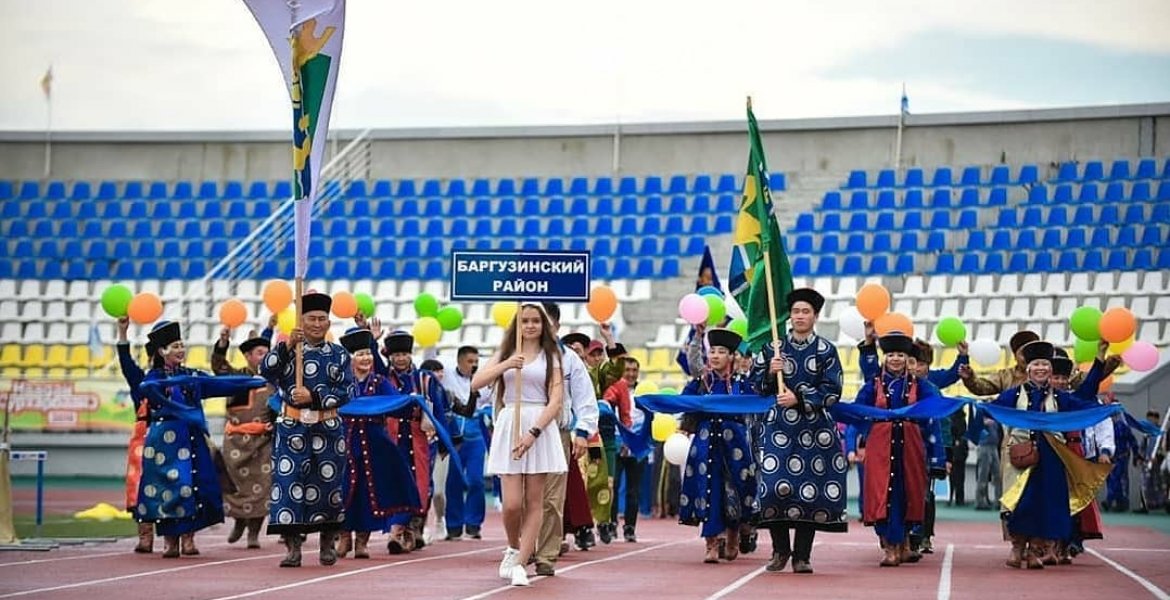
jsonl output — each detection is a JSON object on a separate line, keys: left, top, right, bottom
{"left": 494, "top": 303, "right": 562, "bottom": 411}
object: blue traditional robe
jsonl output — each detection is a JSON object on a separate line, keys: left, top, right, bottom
{"left": 135, "top": 368, "right": 263, "bottom": 537}
{"left": 678, "top": 371, "right": 758, "bottom": 538}
{"left": 261, "top": 340, "right": 353, "bottom": 535}
{"left": 343, "top": 373, "right": 421, "bottom": 533}
{"left": 379, "top": 363, "right": 449, "bottom": 525}
{"left": 751, "top": 335, "right": 849, "bottom": 532}
{"left": 855, "top": 370, "right": 945, "bottom": 544}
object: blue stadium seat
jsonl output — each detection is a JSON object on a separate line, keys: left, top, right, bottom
{"left": 1047, "top": 206, "right": 1068, "bottom": 227}
{"left": 610, "top": 259, "right": 632, "bottom": 280}
{"left": 712, "top": 215, "right": 733, "bottom": 234}
{"left": 792, "top": 256, "right": 811, "bottom": 277}
{"left": 769, "top": 173, "right": 786, "bottom": 191}
{"left": 1072, "top": 205, "right": 1094, "bottom": 226}
{"left": 875, "top": 190, "right": 896, "bottom": 209}
{"left": 569, "top": 219, "right": 589, "bottom": 237}
{"left": 1131, "top": 181, "right": 1151, "bottom": 201}
{"left": 160, "top": 260, "right": 183, "bottom": 279}
{"left": 611, "top": 237, "right": 634, "bottom": 257}
{"left": 344, "top": 180, "right": 368, "bottom": 198}
{"left": 848, "top": 191, "right": 868, "bottom": 210}
{"left": 686, "top": 194, "right": 708, "bottom": 213}
{"left": 396, "top": 260, "right": 420, "bottom": 279}
{"left": 845, "top": 234, "right": 865, "bottom": 253}
{"left": 44, "top": 181, "right": 66, "bottom": 200}
{"left": 25, "top": 202, "right": 47, "bottom": 219}
{"left": 642, "top": 176, "right": 663, "bottom": 195}
{"left": 1083, "top": 249, "right": 1105, "bottom": 271}
{"left": 363, "top": 180, "right": 390, "bottom": 198}
{"left": 618, "top": 196, "right": 638, "bottom": 214}
{"left": 156, "top": 222, "right": 176, "bottom": 239}
{"left": 545, "top": 197, "right": 565, "bottom": 215}
{"left": 421, "top": 219, "right": 444, "bottom": 237}
{"left": 126, "top": 201, "right": 148, "bottom": 219}
{"left": 328, "top": 239, "right": 349, "bottom": 256}
{"left": 352, "top": 199, "right": 373, "bottom": 218}
{"left": 960, "top": 166, "right": 981, "bottom": 186}
{"left": 0, "top": 202, "right": 18, "bottom": 219}
{"left": 1056, "top": 250, "right": 1079, "bottom": 271}
{"left": 903, "top": 189, "right": 923, "bottom": 208}
{"left": 638, "top": 238, "right": 660, "bottom": 256}
{"left": 716, "top": 174, "right": 738, "bottom": 193}
{"left": 876, "top": 169, "right": 896, "bottom": 188}
{"left": 967, "top": 231, "right": 988, "bottom": 250}
{"left": 229, "top": 221, "right": 250, "bottom": 238}
{"left": 815, "top": 256, "right": 838, "bottom": 276}
{"left": 394, "top": 180, "right": 417, "bottom": 198}
{"left": 958, "top": 254, "right": 980, "bottom": 273}
{"left": 1027, "top": 185, "right": 1048, "bottom": 204}
{"left": 246, "top": 181, "right": 269, "bottom": 199}
{"left": 70, "top": 181, "right": 93, "bottom": 200}
{"left": 1117, "top": 225, "right": 1138, "bottom": 247}
{"left": 934, "top": 254, "right": 956, "bottom": 274}
{"left": 175, "top": 201, "right": 197, "bottom": 219}
{"left": 845, "top": 170, "right": 866, "bottom": 189}
{"left": 661, "top": 236, "right": 682, "bottom": 256}
{"left": 0, "top": 181, "right": 12, "bottom": 200}
{"left": 874, "top": 212, "right": 895, "bottom": 230}
{"left": 1099, "top": 205, "right": 1119, "bottom": 225}
{"left": 201, "top": 201, "right": 222, "bottom": 219}
{"left": 903, "top": 212, "right": 924, "bottom": 230}
{"left": 666, "top": 175, "right": 688, "bottom": 195}
{"left": 666, "top": 195, "right": 688, "bottom": 213}
{"left": 1140, "top": 225, "right": 1163, "bottom": 246}
{"left": 222, "top": 181, "right": 243, "bottom": 199}
{"left": 1055, "top": 162, "right": 1078, "bottom": 182}
{"left": 1108, "top": 159, "right": 1130, "bottom": 181}
{"left": 568, "top": 197, "right": 589, "bottom": 215}
{"left": 425, "top": 239, "right": 447, "bottom": 258}
{"left": 956, "top": 209, "right": 977, "bottom": 229}
{"left": 959, "top": 188, "right": 980, "bottom": 207}
{"left": 931, "top": 167, "right": 953, "bottom": 187}
{"left": 1134, "top": 158, "right": 1156, "bottom": 179}
{"left": 821, "top": 213, "right": 841, "bottom": 231}
{"left": 989, "top": 165, "right": 1010, "bottom": 186}
{"left": 376, "top": 239, "right": 398, "bottom": 256}
{"left": 714, "top": 194, "right": 736, "bottom": 213}
{"left": 1103, "top": 182, "right": 1125, "bottom": 202}
{"left": 1132, "top": 248, "right": 1153, "bottom": 270}
{"left": 903, "top": 168, "right": 924, "bottom": 188}
{"left": 196, "top": 181, "right": 217, "bottom": 199}
{"left": 893, "top": 254, "right": 914, "bottom": 274}
{"left": 616, "top": 177, "right": 637, "bottom": 195}
{"left": 1082, "top": 160, "right": 1104, "bottom": 182}
{"left": 62, "top": 240, "right": 83, "bottom": 258}
{"left": 1078, "top": 183, "right": 1099, "bottom": 203}
{"left": 398, "top": 218, "right": 421, "bottom": 237}
{"left": 869, "top": 255, "right": 891, "bottom": 275}
{"left": 592, "top": 178, "right": 613, "bottom": 196}
{"left": 819, "top": 234, "right": 840, "bottom": 254}
{"left": 793, "top": 214, "right": 814, "bottom": 232}
{"left": 98, "top": 180, "right": 123, "bottom": 200}
{"left": 1052, "top": 184, "right": 1073, "bottom": 203}
{"left": 1017, "top": 164, "right": 1039, "bottom": 185}
{"left": 929, "top": 211, "right": 951, "bottom": 229}
{"left": 168, "top": 181, "right": 190, "bottom": 200}
{"left": 226, "top": 201, "right": 248, "bottom": 219}
{"left": 1159, "top": 249, "right": 1170, "bottom": 269}
{"left": 930, "top": 188, "right": 951, "bottom": 208}
{"left": 642, "top": 217, "right": 662, "bottom": 236}
{"left": 872, "top": 233, "right": 892, "bottom": 253}
{"left": 983, "top": 253, "right": 1005, "bottom": 273}
{"left": 691, "top": 174, "right": 713, "bottom": 194}
{"left": 925, "top": 231, "right": 945, "bottom": 252}
{"left": 793, "top": 234, "right": 813, "bottom": 253}
{"left": 136, "top": 261, "right": 159, "bottom": 279}
{"left": 821, "top": 191, "right": 842, "bottom": 210}
{"left": 14, "top": 260, "right": 36, "bottom": 278}
{"left": 545, "top": 219, "right": 565, "bottom": 237}
{"left": 590, "top": 258, "right": 612, "bottom": 280}
{"left": 400, "top": 239, "right": 422, "bottom": 258}
{"left": 209, "top": 239, "right": 231, "bottom": 257}
{"left": 1020, "top": 207, "right": 1042, "bottom": 227}
{"left": 987, "top": 187, "right": 1007, "bottom": 206}
{"left": 272, "top": 181, "right": 292, "bottom": 199}
{"left": 1089, "top": 228, "right": 1111, "bottom": 247}
{"left": 847, "top": 213, "right": 868, "bottom": 231}
{"left": 595, "top": 196, "right": 615, "bottom": 214}
{"left": 51, "top": 202, "right": 73, "bottom": 219}
{"left": 594, "top": 218, "right": 614, "bottom": 237}
{"left": 34, "top": 240, "right": 57, "bottom": 258}
{"left": 1040, "top": 229, "right": 1062, "bottom": 248}
{"left": 615, "top": 217, "right": 636, "bottom": 236}
{"left": 494, "top": 198, "right": 517, "bottom": 217}
{"left": 253, "top": 202, "right": 273, "bottom": 219}
{"left": 18, "top": 181, "right": 40, "bottom": 200}
{"left": 1033, "top": 252, "right": 1054, "bottom": 272}
{"left": 1158, "top": 181, "right": 1170, "bottom": 202}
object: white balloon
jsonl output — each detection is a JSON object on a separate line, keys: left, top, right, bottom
{"left": 839, "top": 306, "right": 866, "bottom": 341}
{"left": 663, "top": 433, "right": 691, "bottom": 466}
{"left": 969, "top": 338, "right": 1002, "bottom": 367}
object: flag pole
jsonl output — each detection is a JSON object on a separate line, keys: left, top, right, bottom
{"left": 893, "top": 83, "right": 905, "bottom": 172}
{"left": 512, "top": 302, "right": 523, "bottom": 450}
{"left": 43, "top": 68, "right": 52, "bottom": 179}
{"left": 749, "top": 96, "right": 786, "bottom": 395}
{"left": 295, "top": 276, "right": 303, "bottom": 390}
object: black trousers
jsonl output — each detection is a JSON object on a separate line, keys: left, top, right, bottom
{"left": 769, "top": 524, "right": 816, "bottom": 561}
{"left": 950, "top": 446, "right": 969, "bottom": 504}
{"left": 611, "top": 456, "right": 644, "bottom": 529}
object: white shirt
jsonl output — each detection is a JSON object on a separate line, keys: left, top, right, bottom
{"left": 1083, "top": 418, "right": 1115, "bottom": 459}
{"left": 440, "top": 357, "right": 494, "bottom": 410}
{"left": 561, "top": 348, "right": 599, "bottom": 436}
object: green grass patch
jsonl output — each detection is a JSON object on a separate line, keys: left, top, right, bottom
{"left": 13, "top": 516, "right": 136, "bottom": 539}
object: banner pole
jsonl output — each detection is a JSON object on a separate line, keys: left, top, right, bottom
{"left": 749, "top": 96, "right": 785, "bottom": 395}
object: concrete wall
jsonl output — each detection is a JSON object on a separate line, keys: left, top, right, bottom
{"left": 2, "top": 103, "right": 1167, "bottom": 183}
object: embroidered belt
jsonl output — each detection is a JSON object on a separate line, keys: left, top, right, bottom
{"left": 282, "top": 405, "right": 338, "bottom": 425}
{"left": 225, "top": 422, "right": 272, "bottom": 436}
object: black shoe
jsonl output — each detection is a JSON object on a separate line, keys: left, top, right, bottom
{"left": 445, "top": 526, "right": 464, "bottom": 541}
{"left": 740, "top": 530, "right": 758, "bottom": 554}
{"left": 766, "top": 551, "right": 791, "bottom": 572}
{"left": 582, "top": 527, "right": 596, "bottom": 548}
{"left": 466, "top": 526, "right": 482, "bottom": 540}
{"left": 623, "top": 526, "right": 637, "bottom": 543}
{"left": 792, "top": 559, "right": 813, "bottom": 574}
{"left": 598, "top": 523, "right": 614, "bottom": 544}
{"left": 574, "top": 527, "right": 593, "bottom": 551}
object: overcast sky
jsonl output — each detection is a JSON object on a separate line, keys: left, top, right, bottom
{"left": 1, "top": 0, "right": 1168, "bottom": 131}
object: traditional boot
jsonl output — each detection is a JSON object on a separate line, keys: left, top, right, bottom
{"left": 336, "top": 531, "right": 353, "bottom": 558}
{"left": 387, "top": 525, "right": 409, "bottom": 555}
{"left": 162, "top": 535, "right": 180, "bottom": 559}
{"left": 1005, "top": 535, "right": 1025, "bottom": 569}
{"left": 703, "top": 537, "right": 720, "bottom": 563}
{"left": 280, "top": 535, "right": 302, "bottom": 568}
{"left": 354, "top": 532, "right": 371, "bottom": 559}
{"left": 134, "top": 522, "right": 154, "bottom": 554}
{"left": 245, "top": 518, "right": 263, "bottom": 549}
{"left": 319, "top": 531, "right": 338, "bottom": 566}
{"left": 227, "top": 519, "right": 247, "bottom": 544}
{"left": 724, "top": 528, "right": 740, "bottom": 561}
{"left": 879, "top": 539, "right": 900, "bottom": 567}
{"left": 765, "top": 550, "right": 791, "bottom": 572}
{"left": 1056, "top": 541, "right": 1073, "bottom": 565}
{"left": 180, "top": 533, "right": 199, "bottom": 556}
{"left": 1035, "top": 539, "right": 1058, "bottom": 566}
{"left": 900, "top": 541, "right": 922, "bottom": 564}
{"left": 1024, "top": 539, "right": 1045, "bottom": 569}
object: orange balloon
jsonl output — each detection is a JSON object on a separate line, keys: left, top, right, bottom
{"left": 127, "top": 292, "right": 164, "bottom": 325}
{"left": 262, "top": 280, "right": 294, "bottom": 314}
{"left": 587, "top": 286, "right": 618, "bottom": 322}
{"left": 332, "top": 291, "right": 358, "bottom": 319}
{"left": 219, "top": 298, "right": 248, "bottom": 328}
{"left": 1098, "top": 375, "right": 1114, "bottom": 393}
{"left": 856, "top": 283, "right": 891, "bottom": 321}
{"left": 1098, "top": 307, "right": 1136, "bottom": 344}
{"left": 874, "top": 312, "right": 914, "bottom": 337}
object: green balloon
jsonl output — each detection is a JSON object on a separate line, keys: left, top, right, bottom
{"left": 705, "top": 295, "right": 726, "bottom": 326}
{"left": 436, "top": 306, "right": 464, "bottom": 331}
{"left": 414, "top": 293, "right": 439, "bottom": 318}
{"left": 355, "top": 293, "right": 376, "bottom": 318}
{"left": 936, "top": 316, "right": 967, "bottom": 347}
{"left": 100, "top": 284, "right": 134, "bottom": 318}
{"left": 1073, "top": 337, "right": 1097, "bottom": 363}
{"left": 658, "top": 388, "right": 679, "bottom": 395}
{"left": 1069, "top": 306, "right": 1102, "bottom": 341}
{"left": 728, "top": 318, "right": 748, "bottom": 338}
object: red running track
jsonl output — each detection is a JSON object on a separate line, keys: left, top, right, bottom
{"left": 2, "top": 512, "right": 1168, "bottom": 600}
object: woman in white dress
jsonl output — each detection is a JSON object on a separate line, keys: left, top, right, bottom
{"left": 473, "top": 303, "right": 566, "bottom": 586}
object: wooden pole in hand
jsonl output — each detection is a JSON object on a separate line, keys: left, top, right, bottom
{"left": 749, "top": 95, "right": 785, "bottom": 396}
{"left": 295, "top": 278, "right": 304, "bottom": 391}
{"left": 511, "top": 303, "right": 523, "bottom": 450}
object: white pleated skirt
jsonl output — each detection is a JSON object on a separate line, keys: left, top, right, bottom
{"left": 486, "top": 404, "right": 567, "bottom": 475}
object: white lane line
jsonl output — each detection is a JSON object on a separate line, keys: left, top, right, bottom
{"left": 456, "top": 540, "right": 687, "bottom": 600}
{"left": 937, "top": 544, "right": 954, "bottom": 600}
{"left": 0, "top": 553, "right": 282, "bottom": 598}
{"left": 1085, "top": 547, "right": 1170, "bottom": 600}
{"left": 1100, "top": 547, "right": 1170, "bottom": 553}
{"left": 0, "top": 541, "right": 238, "bottom": 568}
{"left": 705, "top": 566, "right": 768, "bottom": 600}
{"left": 207, "top": 546, "right": 504, "bottom": 600}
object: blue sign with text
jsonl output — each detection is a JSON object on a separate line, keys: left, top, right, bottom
{"left": 450, "top": 251, "right": 592, "bottom": 302}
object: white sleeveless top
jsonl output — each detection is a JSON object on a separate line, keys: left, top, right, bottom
{"left": 500, "top": 352, "right": 553, "bottom": 405}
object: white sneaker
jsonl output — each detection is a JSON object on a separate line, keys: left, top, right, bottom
{"left": 498, "top": 547, "right": 519, "bottom": 579}
{"left": 435, "top": 518, "right": 447, "bottom": 540}
{"left": 509, "top": 564, "right": 530, "bottom": 586}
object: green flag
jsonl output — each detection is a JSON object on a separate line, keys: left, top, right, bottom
{"left": 727, "top": 102, "right": 795, "bottom": 353}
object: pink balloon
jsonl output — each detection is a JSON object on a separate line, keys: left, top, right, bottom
{"left": 678, "top": 293, "right": 709, "bottom": 325}
{"left": 1122, "top": 341, "right": 1160, "bottom": 372}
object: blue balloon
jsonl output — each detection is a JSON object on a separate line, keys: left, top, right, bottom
{"left": 697, "top": 285, "right": 724, "bottom": 298}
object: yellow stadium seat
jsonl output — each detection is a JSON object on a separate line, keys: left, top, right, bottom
{"left": 68, "top": 345, "right": 91, "bottom": 368}
{"left": 2, "top": 367, "right": 21, "bottom": 378}
{"left": 186, "top": 346, "right": 210, "bottom": 370}
{"left": 0, "top": 345, "right": 21, "bottom": 367}
{"left": 647, "top": 348, "right": 673, "bottom": 372}
{"left": 46, "top": 345, "right": 70, "bottom": 368}
{"left": 68, "top": 367, "right": 91, "bottom": 379}
{"left": 46, "top": 367, "right": 68, "bottom": 378}
{"left": 839, "top": 346, "right": 860, "bottom": 372}
{"left": 19, "top": 345, "right": 46, "bottom": 368}
{"left": 22, "top": 367, "right": 45, "bottom": 378}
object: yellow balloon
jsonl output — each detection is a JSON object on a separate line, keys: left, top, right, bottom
{"left": 1109, "top": 336, "right": 1135, "bottom": 355}
{"left": 651, "top": 413, "right": 678, "bottom": 442}
{"left": 276, "top": 307, "right": 297, "bottom": 334}
{"left": 413, "top": 316, "right": 442, "bottom": 348}
{"left": 491, "top": 302, "right": 518, "bottom": 329}
{"left": 635, "top": 380, "right": 659, "bottom": 395}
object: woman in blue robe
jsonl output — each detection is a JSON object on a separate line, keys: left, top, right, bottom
{"left": 335, "top": 329, "right": 421, "bottom": 559}
{"left": 678, "top": 328, "right": 758, "bottom": 564}
{"left": 751, "top": 288, "right": 848, "bottom": 574}
{"left": 135, "top": 321, "right": 265, "bottom": 558}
